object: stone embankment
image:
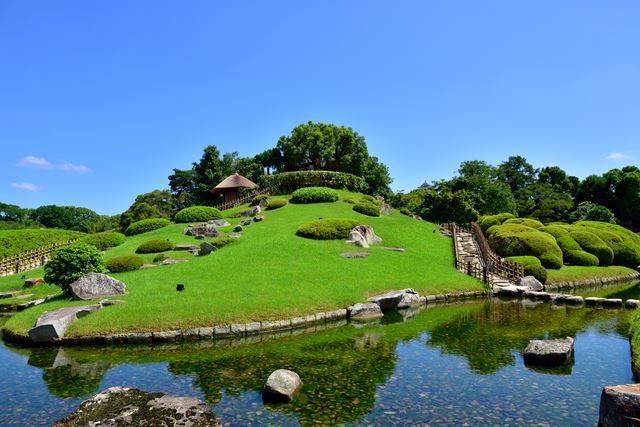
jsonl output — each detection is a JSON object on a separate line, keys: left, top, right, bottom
{"left": 545, "top": 272, "right": 640, "bottom": 291}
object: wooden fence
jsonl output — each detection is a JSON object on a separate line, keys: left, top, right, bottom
{"left": 0, "top": 239, "right": 79, "bottom": 277}
{"left": 213, "top": 188, "right": 271, "bottom": 211}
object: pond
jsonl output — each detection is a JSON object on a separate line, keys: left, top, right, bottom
{"left": 1, "top": 282, "right": 639, "bottom": 426}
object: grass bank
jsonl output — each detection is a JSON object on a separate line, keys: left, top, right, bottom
{"left": 3, "top": 191, "right": 483, "bottom": 338}
{"left": 546, "top": 265, "right": 637, "bottom": 284}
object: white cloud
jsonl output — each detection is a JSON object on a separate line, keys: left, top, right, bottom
{"left": 11, "top": 182, "right": 41, "bottom": 191}
{"left": 606, "top": 152, "right": 632, "bottom": 161}
{"left": 17, "top": 155, "right": 90, "bottom": 173}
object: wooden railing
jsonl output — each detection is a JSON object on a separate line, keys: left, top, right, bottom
{"left": 213, "top": 188, "right": 271, "bottom": 211}
{"left": 470, "top": 222, "right": 524, "bottom": 282}
{"left": 0, "top": 239, "right": 80, "bottom": 277}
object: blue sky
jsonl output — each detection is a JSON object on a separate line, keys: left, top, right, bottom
{"left": 1, "top": 1, "right": 638, "bottom": 215}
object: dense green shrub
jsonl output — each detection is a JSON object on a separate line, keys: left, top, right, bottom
{"left": 80, "top": 232, "right": 126, "bottom": 250}
{"left": 125, "top": 218, "right": 170, "bottom": 236}
{"left": 477, "top": 213, "right": 516, "bottom": 233}
{"left": 296, "top": 218, "right": 361, "bottom": 240}
{"left": 487, "top": 223, "right": 563, "bottom": 263}
{"left": 569, "top": 230, "right": 614, "bottom": 266}
{"left": 504, "top": 256, "right": 541, "bottom": 267}
{"left": 174, "top": 206, "right": 222, "bottom": 223}
{"left": 153, "top": 253, "right": 168, "bottom": 263}
{"left": 400, "top": 207, "right": 413, "bottom": 216}
{"left": 362, "top": 195, "right": 379, "bottom": 205}
{"left": 523, "top": 264, "right": 548, "bottom": 284}
{"left": 565, "top": 250, "right": 599, "bottom": 266}
{"left": 538, "top": 225, "right": 569, "bottom": 238}
{"left": 136, "top": 239, "right": 175, "bottom": 254}
{"left": 211, "top": 236, "right": 236, "bottom": 249}
{"left": 105, "top": 255, "right": 144, "bottom": 272}
{"left": 250, "top": 194, "right": 269, "bottom": 206}
{"left": 504, "top": 218, "right": 543, "bottom": 229}
{"left": 0, "top": 229, "right": 86, "bottom": 259}
{"left": 266, "top": 199, "right": 288, "bottom": 210}
{"left": 556, "top": 234, "right": 582, "bottom": 254}
{"left": 43, "top": 243, "right": 107, "bottom": 291}
{"left": 571, "top": 221, "right": 640, "bottom": 267}
{"left": 353, "top": 201, "right": 380, "bottom": 217}
{"left": 266, "top": 171, "right": 366, "bottom": 193}
{"left": 539, "top": 252, "right": 562, "bottom": 269}
{"left": 290, "top": 187, "right": 339, "bottom": 204}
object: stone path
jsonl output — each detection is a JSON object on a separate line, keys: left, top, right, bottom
{"left": 453, "top": 230, "right": 513, "bottom": 290}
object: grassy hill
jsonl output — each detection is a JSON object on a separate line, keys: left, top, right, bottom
{"left": 0, "top": 229, "right": 85, "bottom": 260}
{"left": 2, "top": 190, "right": 482, "bottom": 338}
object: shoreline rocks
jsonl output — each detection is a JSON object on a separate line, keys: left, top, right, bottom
{"left": 348, "top": 303, "right": 384, "bottom": 321}
{"left": 599, "top": 383, "right": 640, "bottom": 427}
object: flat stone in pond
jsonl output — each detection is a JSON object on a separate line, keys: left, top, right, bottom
{"left": 599, "top": 383, "right": 640, "bottom": 427}
{"left": 625, "top": 299, "right": 640, "bottom": 309}
{"left": 341, "top": 252, "right": 370, "bottom": 258}
{"left": 69, "top": 273, "right": 127, "bottom": 301}
{"left": 262, "top": 369, "right": 302, "bottom": 403}
{"left": 586, "top": 297, "right": 606, "bottom": 306}
{"left": 603, "top": 298, "right": 624, "bottom": 308}
{"left": 523, "top": 337, "right": 574, "bottom": 365}
{"left": 53, "top": 386, "right": 220, "bottom": 426}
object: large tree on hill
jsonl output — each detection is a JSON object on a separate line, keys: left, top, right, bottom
{"left": 497, "top": 156, "right": 537, "bottom": 193}
{"left": 119, "top": 189, "right": 181, "bottom": 229}
{"left": 276, "top": 121, "right": 391, "bottom": 195}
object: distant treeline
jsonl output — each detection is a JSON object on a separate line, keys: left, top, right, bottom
{"left": 0, "top": 203, "right": 119, "bottom": 233}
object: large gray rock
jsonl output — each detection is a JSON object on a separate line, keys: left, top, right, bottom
{"left": 348, "top": 302, "right": 384, "bottom": 321}
{"left": 369, "top": 288, "right": 420, "bottom": 311}
{"left": 258, "top": 198, "right": 269, "bottom": 209}
{"left": 523, "top": 337, "right": 574, "bottom": 365}
{"left": 515, "top": 276, "right": 544, "bottom": 291}
{"left": 346, "top": 225, "right": 382, "bottom": 248}
{"left": 53, "top": 386, "right": 220, "bottom": 426}
{"left": 241, "top": 206, "right": 261, "bottom": 217}
{"left": 599, "top": 383, "right": 640, "bottom": 427}
{"left": 208, "top": 219, "right": 230, "bottom": 227}
{"left": 69, "top": 273, "right": 127, "bottom": 301}
{"left": 199, "top": 242, "right": 216, "bottom": 256}
{"left": 380, "top": 203, "right": 392, "bottom": 215}
{"left": 262, "top": 369, "right": 302, "bottom": 403}
{"left": 29, "top": 304, "right": 102, "bottom": 343}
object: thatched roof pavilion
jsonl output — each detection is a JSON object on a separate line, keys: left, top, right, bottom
{"left": 211, "top": 173, "right": 258, "bottom": 203}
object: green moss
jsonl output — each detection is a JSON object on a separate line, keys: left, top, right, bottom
{"left": 565, "top": 250, "right": 599, "bottom": 266}
{"left": 503, "top": 218, "right": 543, "bottom": 229}
{"left": 569, "top": 230, "right": 614, "bottom": 266}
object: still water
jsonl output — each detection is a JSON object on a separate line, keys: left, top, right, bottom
{"left": 1, "top": 283, "right": 639, "bottom": 426}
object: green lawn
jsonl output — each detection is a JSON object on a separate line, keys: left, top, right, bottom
{"left": 546, "top": 265, "right": 637, "bottom": 284}
{"left": 3, "top": 191, "right": 482, "bottom": 337}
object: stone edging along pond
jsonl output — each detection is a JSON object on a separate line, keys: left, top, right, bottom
{"left": 545, "top": 272, "right": 640, "bottom": 291}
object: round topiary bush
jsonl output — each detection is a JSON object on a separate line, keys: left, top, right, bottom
{"left": 555, "top": 234, "right": 582, "bottom": 254}
{"left": 503, "top": 218, "right": 544, "bottom": 229}
{"left": 44, "top": 243, "right": 107, "bottom": 291}
{"left": 105, "top": 255, "right": 144, "bottom": 273}
{"left": 136, "top": 239, "right": 175, "bottom": 254}
{"left": 353, "top": 202, "right": 380, "bottom": 217}
{"left": 523, "top": 264, "right": 548, "bottom": 284}
{"left": 539, "top": 252, "right": 563, "bottom": 269}
{"left": 477, "top": 213, "right": 515, "bottom": 233}
{"left": 125, "top": 218, "right": 171, "bottom": 236}
{"left": 538, "top": 225, "right": 570, "bottom": 238}
{"left": 571, "top": 221, "right": 640, "bottom": 267}
{"left": 174, "top": 206, "right": 222, "bottom": 223}
{"left": 153, "top": 253, "right": 168, "bottom": 263}
{"left": 400, "top": 207, "right": 413, "bottom": 216}
{"left": 504, "top": 255, "right": 541, "bottom": 267}
{"left": 80, "top": 232, "right": 126, "bottom": 250}
{"left": 250, "top": 194, "right": 269, "bottom": 206}
{"left": 296, "top": 218, "right": 361, "bottom": 240}
{"left": 569, "top": 230, "right": 614, "bottom": 266}
{"left": 487, "top": 223, "right": 563, "bottom": 262}
{"left": 361, "top": 195, "right": 380, "bottom": 205}
{"left": 290, "top": 187, "right": 339, "bottom": 204}
{"left": 565, "top": 250, "right": 600, "bottom": 266}
{"left": 266, "top": 199, "right": 288, "bottom": 210}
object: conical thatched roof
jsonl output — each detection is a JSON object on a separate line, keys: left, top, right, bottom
{"left": 211, "top": 173, "right": 258, "bottom": 193}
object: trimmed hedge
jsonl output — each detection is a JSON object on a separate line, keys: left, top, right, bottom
{"left": 477, "top": 213, "right": 515, "bottom": 233}
{"left": 0, "top": 229, "right": 86, "bottom": 259}
{"left": 125, "top": 218, "right": 170, "bottom": 236}
{"left": 539, "top": 252, "right": 562, "bottom": 269}
{"left": 565, "top": 250, "right": 599, "bottom": 266}
{"left": 106, "top": 255, "right": 144, "bottom": 272}
{"left": 555, "top": 234, "right": 582, "bottom": 254}
{"left": 266, "top": 199, "right": 288, "bottom": 210}
{"left": 524, "top": 264, "right": 548, "bottom": 284}
{"left": 290, "top": 187, "right": 339, "bottom": 204}
{"left": 362, "top": 195, "right": 380, "bottom": 205}
{"left": 400, "top": 207, "right": 413, "bottom": 216}
{"left": 504, "top": 218, "right": 543, "bottom": 229}
{"left": 571, "top": 221, "right": 640, "bottom": 267}
{"left": 487, "top": 223, "right": 563, "bottom": 263}
{"left": 174, "top": 206, "right": 222, "bottom": 223}
{"left": 569, "top": 230, "right": 614, "bottom": 266}
{"left": 136, "top": 239, "right": 175, "bottom": 254}
{"left": 504, "top": 256, "right": 541, "bottom": 267}
{"left": 538, "top": 225, "right": 569, "bottom": 238}
{"left": 43, "top": 243, "right": 107, "bottom": 291}
{"left": 266, "top": 171, "right": 366, "bottom": 193}
{"left": 353, "top": 201, "right": 380, "bottom": 217}
{"left": 80, "top": 232, "right": 126, "bottom": 250}
{"left": 153, "top": 253, "right": 168, "bottom": 263}
{"left": 296, "top": 218, "right": 361, "bottom": 240}
{"left": 250, "top": 194, "right": 269, "bottom": 206}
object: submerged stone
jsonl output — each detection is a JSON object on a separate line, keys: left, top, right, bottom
{"left": 262, "top": 369, "right": 302, "bottom": 403}
{"left": 523, "top": 337, "right": 574, "bottom": 365}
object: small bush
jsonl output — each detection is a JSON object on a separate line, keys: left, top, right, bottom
{"left": 105, "top": 255, "right": 144, "bottom": 273}
{"left": 504, "top": 218, "right": 544, "bottom": 229}
{"left": 565, "top": 250, "right": 599, "bottom": 266}
{"left": 353, "top": 202, "right": 380, "bottom": 217}
{"left": 136, "top": 239, "right": 174, "bottom": 254}
{"left": 569, "top": 230, "right": 614, "bottom": 266}
{"left": 125, "top": 218, "right": 170, "bottom": 236}
{"left": 297, "top": 218, "right": 361, "bottom": 240}
{"left": 174, "top": 206, "right": 222, "bottom": 223}
{"left": 504, "top": 256, "right": 541, "bottom": 267}
{"left": 362, "top": 195, "right": 379, "bottom": 205}
{"left": 266, "top": 199, "right": 288, "bottom": 210}
{"left": 555, "top": 234, "right": 582, "bottom": 254}
{"left": 539, "top": 252, "right": 562, "bottom": 269}
{"left": 400, "top": 207, "right": 413, "bottom": 216}
{"left": 290, "top": 187, "right": 339, "bottom": 204}
{"left": 44, "top": 243, "right": 107, "bottom": 291}
{"left": 250, "top": 194, "right": 269, "bottom": 206}
{"left": 153, "top": 253, "right": 168, "bottom": 263}
{"left": 523, "top": 264, "right": 548, "bottom": 284}
{"left": 211, "top": 236, "right": 235, "bottom": 249}
{"left": 80, "top": 232, "right": 126, "bottom": 250}
{"left": 477, "top": 213, "right": 515, "bottom": 233}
